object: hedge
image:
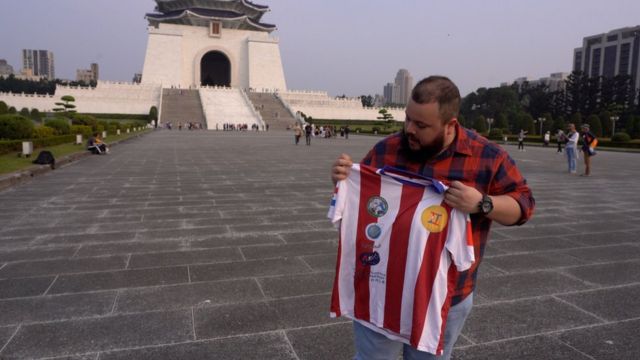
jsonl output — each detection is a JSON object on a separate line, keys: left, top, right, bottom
{"left": 44, "top": 118, "right": 71, "bottom": 135}
{"left": 0, "top": 114, "right": 35, "bottom": 140}
{"left": 0, "top": 134, "right": 75, "bottom": 155}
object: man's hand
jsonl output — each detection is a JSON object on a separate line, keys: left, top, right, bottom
{"left": 444, "top": 181, "right": 482, "bottom": 214}
{"left": 332, "top": 154, "right": 353, "bottom": 185}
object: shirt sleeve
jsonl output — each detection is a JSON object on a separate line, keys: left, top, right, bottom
{"left": 490, "top": 152, "right": 535, "bottom": 225}
{"left": 327, "top": 180, "right": 348, "bottom": 227}
{"left": 445, "top": 209, "right": 475, "bottom": 271}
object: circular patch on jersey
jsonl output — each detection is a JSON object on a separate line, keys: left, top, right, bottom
{"left": 421, "top": 205, "right": 448, "bottom": 233}
{"left": 365, "top": 223, "right": 382, "bottom": 241}
{"left": 367, "top": 196, "right": 389, "bottom": 218}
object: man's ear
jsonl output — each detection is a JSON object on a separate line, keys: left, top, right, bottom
{"left": 447, "top": 118, "right": 458, "bottom": 136}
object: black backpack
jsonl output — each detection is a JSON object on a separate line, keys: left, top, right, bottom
{"left": 32, "top": 151, "right": 56, "bottom": 169}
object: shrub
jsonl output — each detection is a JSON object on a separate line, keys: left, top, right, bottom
{"left": 109, "top": 121, "right": 122, "bottom": 130}
{"left": 20, "top": 108, "right": 30, "bottom": 117}
{"left": 44, "top": 118, "right": 71, "bottom": 135}
{"left": 372, "top": 126, "right": 380, "bottom": 134}
{"left": 71, "top": 114, "right": 98, "bottom": 128}
{"left": 8, "top": 107, "right": 17, "bottom": 114}
{"left": 611, "top": 132, "right": 631, "bottom": 142}
{"left": 0, "top": 114, "right": 35, "bottom": 140}
{"left": 0, "top": 101, "right": 7, "bottom": 115}
{"left": 488, "top": 128, "right": 504, "bottom": 140}
{"left": 32, "top": 126, "right": 56, "bottom": 139}
{"left": 70, "top": 125, "right": 93, "bottom": 138}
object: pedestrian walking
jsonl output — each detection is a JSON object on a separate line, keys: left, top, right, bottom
{"left": 517, "top": 129, "right": 527, "bottom": 151}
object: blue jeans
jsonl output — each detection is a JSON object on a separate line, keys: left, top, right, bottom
{"left": 566, "top": 147, "right": 576, "bottom": 173}
{"left": 353, "top": 293, "right": 474, "bottom": 360}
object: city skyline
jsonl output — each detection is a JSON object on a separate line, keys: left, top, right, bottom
{"left": 1, "top": 0, "right": 640, "bottom": 96}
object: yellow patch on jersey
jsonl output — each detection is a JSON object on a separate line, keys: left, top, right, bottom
{"left": 421, "top": 205, "right": 448, "bottom": 233}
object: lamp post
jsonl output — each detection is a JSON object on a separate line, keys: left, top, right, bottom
{"left": 536, "top": 117, "right": 546, "bottom": 136}
{"left": 611, "top": 116, "right": 619, "bottom": 137}
{"left": 486, "top": 117, "right": 494, "bottom": 133}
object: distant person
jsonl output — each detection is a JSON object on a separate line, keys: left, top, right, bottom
{"left": 543, "top": 131, "right": 550, "bottom": 147}
{"left": 517, "top": 129, "right": 528, "bottom": 151}
{"left": 305, "top": 124, "right": 312, "bottom": 146}
{"left": 580, "top": 124, "right": 597, "bottom": 177}
{"left": 294, "top": 124, "right": 302, "bottom": 145}
{"left": 565, "top": 123, "right": 579, "bottom": 174}
{"left": 87, "top": 132, "right": 108, "bottom": 155}
{"left": 555, "top": 129, "right": 565, "bottom": 153}
{"left": 345, "top": 125, "right": 351, "bottom": 139}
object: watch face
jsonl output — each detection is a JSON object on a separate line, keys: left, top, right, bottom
{"left": 482, "top": 200, "right": 493, "bottom": 213}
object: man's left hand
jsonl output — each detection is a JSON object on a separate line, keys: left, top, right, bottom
{"left": 444, "top": 181, "right": 483, "bottom": 214}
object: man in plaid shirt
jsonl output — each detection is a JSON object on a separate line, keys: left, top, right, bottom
{"left": 331, "top": 76, "right": 535, "bottom": 360}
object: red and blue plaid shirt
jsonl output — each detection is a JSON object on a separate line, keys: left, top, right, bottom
{"left": 361, "top": 124, "right": 535, "bottom": 305}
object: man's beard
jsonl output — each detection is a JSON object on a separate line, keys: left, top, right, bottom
{"left": 400, "top": 128, "right": 446, "bottom": 163}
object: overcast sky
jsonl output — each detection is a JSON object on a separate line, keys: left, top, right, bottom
{"left": 1, "top": 0, "right": 639, "bottom": 96}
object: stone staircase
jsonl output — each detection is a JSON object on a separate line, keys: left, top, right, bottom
{"left": 160, "top": 89, "right": 207, "bottom": 129}
{"left": 246, "top": 92, "right": 297, "bottom": 130}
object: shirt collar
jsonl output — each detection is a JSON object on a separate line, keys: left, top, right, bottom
{"left": 448, "top": 123, "right": 473, "bottom": 156}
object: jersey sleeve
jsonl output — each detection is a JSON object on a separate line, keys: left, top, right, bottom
{"left": 327, "top": 180, "right": 348, "bottom": 227}
{"left": 444, "top": 209, "right": 475, "bottom": 271}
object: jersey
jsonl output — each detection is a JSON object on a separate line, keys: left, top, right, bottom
{"left": 328, "top": 164, "right": 474, "bottom": 355}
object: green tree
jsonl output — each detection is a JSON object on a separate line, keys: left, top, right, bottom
{"left": 8, "top": 106, "right": 17, "bottom": 114}
{"left": 598, "top": 110, "right": 612, "bottom": 137}
{"left": 20, "top": 107, "right": 30, "bottom": 117}
{"left": 521, "top": 113, "right": 535, "bottom": 134}
{"left": 0, "top": 101, "right": 7, "bottom": 114}
{"left": 585, "top": 114, "right": 602, "bottom": 137}
{"left": 552, "top": 116, "right": 566, "bottom": 133}
{"left": 473, "top": 115, "right": 487, "bottom": 133}
{"left": 569, "top": 113, "right": 583, "bottom": 126}
{"left": 53, "top": 95, "right": 77, "bottom": 116}
{"left": 30, "top": 108, "right": 41, "bottom": 122}
{"left": 360, "top": 95, "right": 374, "bottom": 107}
{"left": 377, "top": 108, "right": 394, "bottom": 121}
{"left": 496, "top": 113, "right": 509, "bottom": 130}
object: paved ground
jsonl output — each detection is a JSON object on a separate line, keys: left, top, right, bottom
{"left": 0, "top": 130, "right": 638, "bottom": 360}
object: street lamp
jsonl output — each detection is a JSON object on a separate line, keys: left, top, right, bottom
{"left": 611, "top": 116, "right": 619, "bottom": 137}
{"left": 486, "top": 117, "right": 494, "bottom": 133}
{"left": 536, "top": 117, "right": 546, "bottom": 136}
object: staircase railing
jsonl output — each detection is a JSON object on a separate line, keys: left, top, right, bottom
{"left": 240, "top": 89, "right": 265, "bottom": 129}
{"left": 274, "top": 92, "right": 305, "bottom": 125}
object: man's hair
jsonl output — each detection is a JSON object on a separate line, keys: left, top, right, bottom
{"left": 411, "top": 76, "right": 461, "bottom": 123}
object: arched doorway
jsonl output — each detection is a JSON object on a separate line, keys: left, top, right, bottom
{"left": 200, "top": 51, "right": 231, "bottom": 87}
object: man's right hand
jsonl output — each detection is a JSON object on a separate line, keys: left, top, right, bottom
{"left": 331, "top": 153, "right": 353, "bottom": 185}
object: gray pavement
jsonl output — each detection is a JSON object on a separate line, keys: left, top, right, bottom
{"left": 0, "top": 130, "right": 638, "bottom": 359}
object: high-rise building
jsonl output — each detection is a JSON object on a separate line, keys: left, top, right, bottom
{"left": 76, "top": 63, "right": 99, "bottom": 83}
{"left": 573, "top": 25, "right": 640, "bottom": 90}
{"left": 394, "top": 69, "right": 413, "bottom": 105}
{"left": 383, "top": 82, "right": 396, "bottom": 104}
{"left": 22, "top": 49, "right": 55, "bottom": 80}
{"left": 0, "top": 59, "right": 14, "bottom": 77}
{"left": 382, "top": 69, "right": 413, "bottom": 105}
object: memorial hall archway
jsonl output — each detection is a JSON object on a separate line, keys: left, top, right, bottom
{"left": 200, "top": 51, "right": 231, "bottom": 87}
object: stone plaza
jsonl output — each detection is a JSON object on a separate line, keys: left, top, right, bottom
{"left": 0, "top": 130, "right": 639, "bottom": 359}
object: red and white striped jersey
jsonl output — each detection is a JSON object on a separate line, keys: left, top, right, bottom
{"left": 328, "top": 164, "right": 474, "bottom": 355}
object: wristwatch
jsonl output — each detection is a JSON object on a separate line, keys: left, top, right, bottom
{"left": 478, "top": 194, "right": 494, "bottom": 215}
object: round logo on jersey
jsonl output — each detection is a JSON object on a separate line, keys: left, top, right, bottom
{"left": 367, "top": 196, "right": 389, "bottom": 218}
{"left": 421, "top": 205, "right": 448, "bottom": 233}
{"left": 365, "top": 223, "right": 382, "bottom": 241}
{"left": 359, "top": 251, "right": 380, "bottom": 266}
